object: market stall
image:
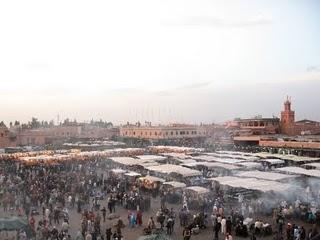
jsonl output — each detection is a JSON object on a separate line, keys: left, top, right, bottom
{"left": 0, "top": 217, "right": 34, "bottom": 239}
{"left": 161, "top": 181, "right": 187, "bottom": 204}
{"left": 183, "top": 162, "right": 241, "bottom": 178}
{"left": 210, "top": 175, "right": 300, "bottom": 201}
{"left": 138, "top": 176, "right": 165, "bottom": 197}
{"left": 236, "top": 170, "right": 298, "bottom": 182}
{"left": 184, "top": 186, "right": 210, "bottom": 210}
{"left": 123, "top": 171, "right": 142, "bottom": 190}
{"left": 145, "top": 164, "right": 202, "bottom": 185}
{"left": 258, "top": 158, "right": 286, "bottom": 169}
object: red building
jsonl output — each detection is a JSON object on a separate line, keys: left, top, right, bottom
{"left": 280, "top": 97, "right": 320, "bottom": 135}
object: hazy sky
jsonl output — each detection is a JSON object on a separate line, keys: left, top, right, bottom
{"left": 0, "top": 0, "right": 319, "bottom": 125}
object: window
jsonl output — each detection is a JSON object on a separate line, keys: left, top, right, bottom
{"left": 171, "top": 132, "right": 173, "bottom": 135}
{"left": 0, "top": 133, "right": 3, "bottom": 137}
{"left": 176, "top": 131, "right": 178, "bottom": 135}
{"left": 186, "top": 131, "right": 189, "bottom": 135}
{"left": 155, "top": 132, "right": 157, "bottom": 136}
{"left": 133, "top": 131, "right": 135, "bottom": 135}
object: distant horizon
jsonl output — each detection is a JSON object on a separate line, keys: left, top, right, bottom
{"left": 1, "top": 96, "right": 319, "bottom": 127}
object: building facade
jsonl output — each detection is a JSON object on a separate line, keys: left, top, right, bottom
{"left": 120, "top": 123, "right": 207, "bottom": 140}
{"left": 0, "top": 124, "right": 120, "bottom": 148}
{"left": 226, "top": 117, "right": 280, "bottom": 136}
{"left": 280, "top": 97, "right": 320, "bottom": 135}
{"left": 0, "top": 126, "right": 17, "bottom": 148}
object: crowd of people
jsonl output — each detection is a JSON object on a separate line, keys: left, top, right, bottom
{"left": 1, "top": 157, "right": 320, "bottom": 240}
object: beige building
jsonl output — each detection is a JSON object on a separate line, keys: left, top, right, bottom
{"left": 120, "top": 123, "right": 208, "bottom": 140}
{"left": 0, "top": 126, "right": 16, "bottom": 148}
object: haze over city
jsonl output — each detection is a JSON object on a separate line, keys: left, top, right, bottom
{"left": 1, "top": 0, "right": 319, "bottom": 124}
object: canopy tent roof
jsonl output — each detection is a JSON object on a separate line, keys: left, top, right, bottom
{"left": 276, "top": 167, "right": 320, "bottom": 178}
{"left": 176, "top": 159, "right": 197, "bottom": 164}
{"left": 124, "top": 171, "right": 141, "bottom": 177}
{"left": 139, "top": 175, "right": 165, "bottom": 183}
{"left": 184, "top": 186, "right": 210, "bottom": 195}
{"left": 63, "top": 140, "right": 125, "bottom": 147}
{"left": 147, "top": 145, "right": 204, "bottom": 153}
{"left": 253, "top": 152, "right": 320, "bottom": 162}
{"left": 259, "top": 158, "right": 285, "bottom": 165}
{"left": 146, "top": 164, "right": 201, "bottom": 177}
{"left": 236, "top": 162, "right": 263, "bottom": 169}
{"left": 136, "top": 155, "right": 167, "bottom": 162}
{"left": 193, "top": 155, "right": 246, "bottom": 164}
{"left": 161, "top": 152, "right": 191, "bottom": 159}
{"left": 163, "top": 181, "right": 187, "bottom": 189}
{"left": 236, "top": 170, "right": 298, "bottom": 181}
{"left": 109, "top": 157, "right": 158, "bottom": 166}
{"left": 302, "top": 163, "right": 320, "bottom": 170}
{"left": 110, "top": 169, "right": 127, "bottom": 174}
{"left": 0, "top": 217, "right": 34, "bottom": 238}
{"left": 184, "top": 162, "right": 241, "bottom": 171}
{"left": 207, "top": 152, "right": 259, "bottom": 161}
{"left": 141, "top": 162, "right": 160, "bottom": 167}
{"left": 216, "top": 151, "right": 257, "bottom": 157}
{"left": 210, "top": 176, "right": 295, "bottom": 193}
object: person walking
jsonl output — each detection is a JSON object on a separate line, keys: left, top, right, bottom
{"left": 166, "top": 217, "right": 174, "bottom": 235}
{"left": 106, "top": 228, "right": 112, "bottom": 240}
{"left": 183, "top": 227, "right": 191, "bottom": 240}
{"left": 101, "top": 207, "right": 107, "bottom": 222}
{"left": 137, "top": 210, "right": 143, "bottom": 226}
{"left": 221, "top": 217, "right": 226, "bottom": 235}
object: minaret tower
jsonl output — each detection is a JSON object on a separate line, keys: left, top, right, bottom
{"left": 280, "top": 96, "right": 295, "bottom": 134}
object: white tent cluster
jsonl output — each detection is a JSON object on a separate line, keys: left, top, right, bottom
{"left": 236, "top": 170, "right": 297, "bottom": 181}
{"left": 276, "top": 167, "right": 320, "bottom": 178}
{"left": 146, "top": 164, "right": 202, "bottom": 177}
{"left": 109, "top": 157, "right": 159, "bottom": 167}
{"left": 210, "top": 176, "right": 297, "bottom": 193}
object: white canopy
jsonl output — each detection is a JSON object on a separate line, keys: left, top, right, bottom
{"left": 139, "top": 175, "right": 165, "bottom": 183}
{"left": 210, "top": 176, "right": 295, "bottom": 193}
{"left": 110, "top": 157, "right": 157, "bottom": 166}
{"left": 236, "top": 170, "right": 297, "bottom": 181}
{"left": 146, "top": 164, "right": 202, "bottom": 177}
{"left": 163, "top": 181, "right": 186, "bottom": 189}
{"left": 197, "top": 162, "right": 241, "bottom": 170}
{"left": 193, "top": 155, "right": 245, "bottom": 164}
{"left": 110, "top": 169, "right": 127, "bottom": 174}
{"left": 207, "top": 152, "right": 259, "bottom": 161}
{"left": 148, "top": 146, "right": 204, "bottom": 153}
{"left": 136, "top": 155, "right": 167, "bottom": 162}
{"left": 236, "top": 162, "right": 263, "bottom": 169}
{"left": 254, "top": 152, "right": 320, "bottom": 162}
{"left": 260, "top": 158, "right": 285, "bottom": 165}
{"left": 176, "top": 159, "right": 197, "bottom": 164}
{"left": 161, "top": 153, "right": 191, "bottom": 159}
{"left": 124, "top": 171, "right": 141, "bottom": 177}
{"left": 302, "top": 163, "right": 320, "bottom": 170}
{"left": 276, "top": 167, "right": 320, "bottom": 178}
{"left": 185, "top": 186, "right": 210, "bottom": 195}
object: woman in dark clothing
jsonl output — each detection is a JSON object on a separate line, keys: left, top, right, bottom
{"left": 106, "top": 228, "right": 112, "bottom": 240}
